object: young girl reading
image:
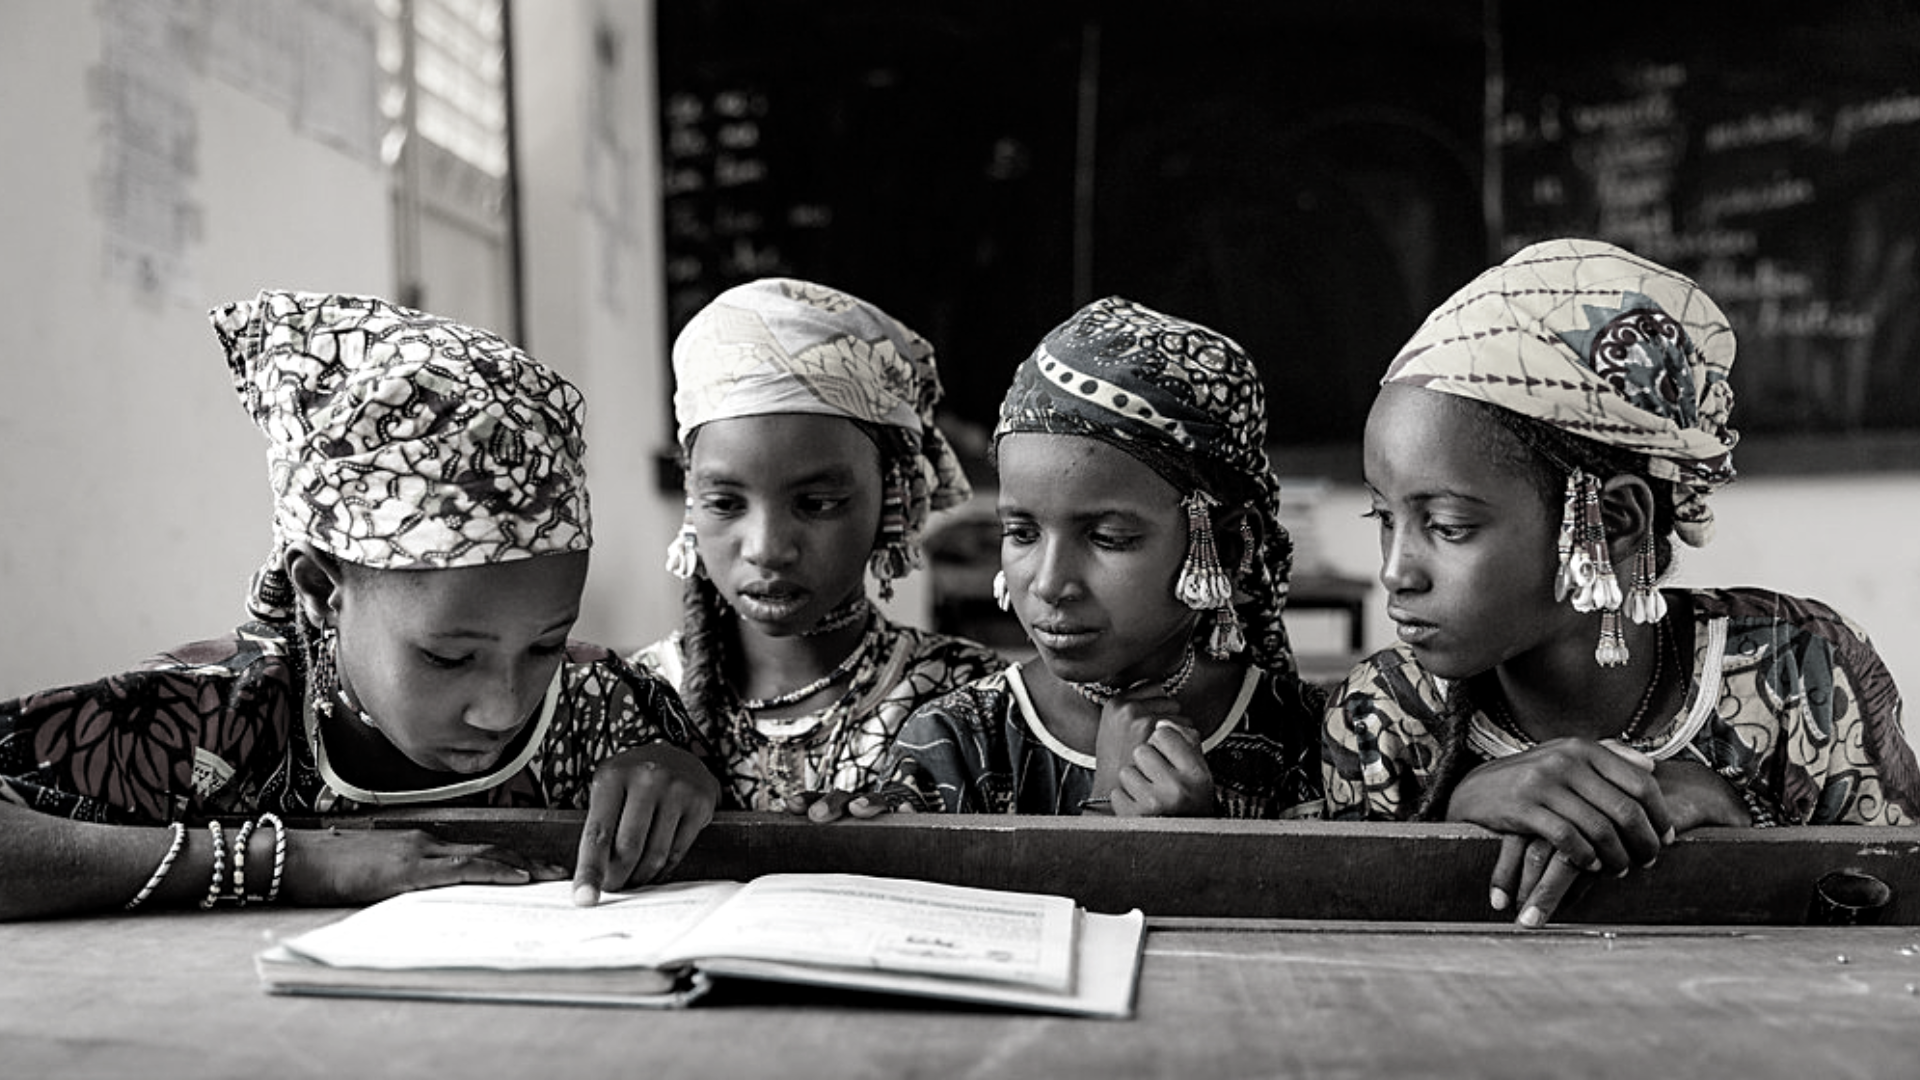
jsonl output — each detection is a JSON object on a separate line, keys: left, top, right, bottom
{"left": 818, "top": 297, "right": 1324, "bottom": 819}
{"left": 1326, "top": 238, "right": 1918, "bottom": 926}
{"left": 0, "top": 291, "right": 719, "bottom": 920}
{"left": 631, "top": 278, "right": 1004, "bottom": 813}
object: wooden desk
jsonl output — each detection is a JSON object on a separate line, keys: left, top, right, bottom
{"left": 5, "top": 909, "right": 1917, "bottom": 1079}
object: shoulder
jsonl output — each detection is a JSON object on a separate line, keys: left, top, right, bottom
{"left": 626, "top": 633, "right": 687, "bottom": 687}
{"left": 1328, "top": 644, "right": 1445, "bottom": 715}
{"left": 899, "top": 668, "right": 1015, "bottom": 733}
{"left": 558, "top": 641, "right": 690, "bottom": 715}
{"left": 1685, "top": 585, "right": 1890, "bottom": 669}
{"left": 877, "top": 620, "right": 1008, "bottom": 676}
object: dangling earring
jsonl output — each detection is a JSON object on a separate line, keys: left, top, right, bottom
{"left": 312, "top": 623, "right": 379, "bottom": 728}
{"left": 1175, "top": 490, "right": 1244, "bottom": 660}
{"left": 665, "top": 497, "right": 699, "bottom": 580}
{"left": 868, "top": 464, "right": 911, "bottom": 602}
{"left": 1624, "top": 537, "right": 1667, "bottom": 625}
{"left": 1558, "top": 468, "right": 1629, "bottom": 667}
{"left": 992, "top": 570, "right": 1011, "bottom": 612}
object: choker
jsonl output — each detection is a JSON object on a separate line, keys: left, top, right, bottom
{"left": 1068, "top": 641, "right": 1198, "bottom": 706}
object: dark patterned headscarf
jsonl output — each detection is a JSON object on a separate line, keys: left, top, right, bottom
{"left": 213, "top": 290, "right": 591, "bottom": 620}
{"left": 1384, "top": 238, "right": 1738, "bottom": 545}
{"left": 995, "top": 296, "right": 1297, "bottom": 675}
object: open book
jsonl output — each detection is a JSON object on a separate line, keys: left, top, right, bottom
{"left": 256, "top": 873, "right": 1146, "bottom": 1018}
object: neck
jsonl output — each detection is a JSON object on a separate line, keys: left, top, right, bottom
{"left": 1483, "top": 616, "right": 1674, "bottom": 744}
{"left": 730, "top": 612, "right": 873, "bottom": 712}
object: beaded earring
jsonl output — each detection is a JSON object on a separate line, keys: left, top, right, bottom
{"left": 1555, "top": 468, "right": 1629, "bottom": 667}
{"left": 1624, "top": 537, "right": 1667, "bottom": 625}
{"left": 664, "top": 497, "right": 699, "bottom": 581}
{"left": 1174, "top": 490, "right": 1245, "bottom": 660}
{"left": 312, "top": 623, "right": 380, "bottom": 728}
{"left": 867, "top": 463, "right": 911, "bottom": 602}
{"left": 992, "top": 569, "right": 1011, "bottom": 612}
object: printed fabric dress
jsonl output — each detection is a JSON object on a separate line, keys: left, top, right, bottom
{"left": 1324, "top": 587, "right": 1919, "bottom": 825}
{"left": 0, "top": 621, "right": 702, "bottom": 823}
{"left": 631, "top": 613, "right": 1005, "bottom": 812}
{"left": 877, "top": 663, "right": 1327, "bottom": 818}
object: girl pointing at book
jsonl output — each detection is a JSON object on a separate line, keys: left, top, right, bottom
{"left": 0, "top": 291, "right": 718, "bottom": 920}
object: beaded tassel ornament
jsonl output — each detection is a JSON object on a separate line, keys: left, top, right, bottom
{"left": 1174, "top": 490, "right": 1245, "bottom": 659}
{"left": 1554, "top": 468, "right": 1629, "bottom": 667}
{"left": 665, "top": 497, "right": 699, "bottom": 580}
{"left": 867, "top": 464, "right": 912, "bottom": 602}
{"left": 1623, "top": 538, "right": 1668, "bottom": 625}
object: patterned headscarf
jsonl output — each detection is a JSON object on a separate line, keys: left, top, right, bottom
{"left": 671, "top": 277, "right": 971, "bottom": 565}
{"left": 1383, "top": 238, "right": 1739, "bottom": 546}
{"left": 995, "top": 296, "right": 1297, "bottom": 675}
{"left": 214, "top": 290, "right": 592, "bottom": 620}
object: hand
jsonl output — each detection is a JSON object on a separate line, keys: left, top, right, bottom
{"left": 1452, "top": 736, "right": 1674, "bottom": 877}
{"left": 1652, "top": 758, "right": 1751, "bottom": 832}
{"left": 1092, "top": 683, "right": 1214, "bottom": 817}
{"left": 279, "top": 827, "right": 566, "bottom": 907}
{"left": 571, "top": 742, "right": 720, "bottom": 906}
{"left": 789, "top": 789, "right": 912, "bottom": 823}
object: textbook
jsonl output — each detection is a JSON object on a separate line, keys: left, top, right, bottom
{"left": 255, "top": 873, "right": 1146, "bottom": 1018}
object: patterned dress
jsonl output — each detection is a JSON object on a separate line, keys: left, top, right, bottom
{"left": 631, "top": 613, "right": 1005, "bottom": 811}
{"left": 877, "top": 663, "right": 1326, "bottom": 818}
{"left": 1324, "top": 587, "right": 1918, "bottom": 826}
{"left": 0, "top": 622, "right": 701, "bottom": 824}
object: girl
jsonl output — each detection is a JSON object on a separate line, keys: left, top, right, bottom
{"left": 631, "top": 278, "right": 1005, "bottom": 813}
{"left": 821, "top": 297, "right": 1324, "bottom": 819}
{"left": 0, "top": 291, "right": 719, "bottom": 920}
{"left": 1327, "top": 238, "right": 1919, "bottom": 926}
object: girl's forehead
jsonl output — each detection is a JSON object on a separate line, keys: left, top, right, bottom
{"left": 1364, "top": 387, "right": 1535, "bottom": 503}
{"left": 691, "top": 414, "right": 876, "bottom": 472}
{"left": 996, "top": 433, "right": 1179, "bottom": 506}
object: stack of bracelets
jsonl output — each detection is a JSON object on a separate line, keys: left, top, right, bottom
{"left": 123, "top": 812, "right": 288, "bottom": 911}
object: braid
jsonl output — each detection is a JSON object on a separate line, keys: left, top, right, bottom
{"left": 1412, "top": 678, "right": 1480, "bottom": 821}
{"left": 678, "top": 551, "right": 734, "bottom": 734}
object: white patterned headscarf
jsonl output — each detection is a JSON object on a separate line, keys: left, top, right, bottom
{"left": 1383, "top": 238, "right": 1739, "bottom": 546}
{"left": 670, "top": 278, "right": 971, "bottom": 571}
{"left": 214, "top": 290, "right": 591, "bottom": 620}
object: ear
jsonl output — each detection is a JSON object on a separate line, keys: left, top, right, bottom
{"left": 284, "top": 543, "right": 346, "bottom": 628}
{"left": 1597, "top": 475, "right": 1655, "bottom": 567}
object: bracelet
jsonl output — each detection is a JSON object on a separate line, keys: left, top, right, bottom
{"left": 226, "top": 818, "right": 257, "bottom": 906}
{"left": 124, "top": 822, "right": 187, "bottom": 911}
{"left": 1717, "top": 765, "right": 1781, "bottom": 829}
{"left": 256, "top": 812, "right": 287, "bottom": 904}
{"left": 199, "top": 820, "right": 226, "bottom": 909}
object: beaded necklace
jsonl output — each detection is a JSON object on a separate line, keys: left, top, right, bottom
{"left": 1483, "top": 617, "right": 1671, "bottom": 750}
{"left": 738, "top": 620, "right": 879, "bottom": 712}
{"left": 1068, "top": 640, "right": 1198, "bottom": 705}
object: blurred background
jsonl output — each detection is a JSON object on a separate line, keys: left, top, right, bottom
{"left": 2, "top": 0, "right": 1915, "bottom": 742}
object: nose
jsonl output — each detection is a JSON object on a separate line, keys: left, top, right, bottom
{"left": 1024, "top": 538, "right": 1082, "bottom": 606}
{"left": 1378, "top": 524, "right": 1427, "bottom": 595}
{"left": 742, "top": 505, "right": 799, "bottom": 569}
{"left": 464, "top": 665, "right": 532, "bottom": 734}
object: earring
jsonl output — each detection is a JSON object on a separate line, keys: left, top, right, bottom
{"left": 1174, "top": 491, "right": 1245, "bottom": 660}
{"left": 1558, "top": 468, "right": 1629, "bottom": 667}
{"left": 314, "top": 623, "right": 379, "bottom": 728}
{"left": 1624, "top": 537, "right": 1667, "bottom": 625}
{"left": 868, "top": 464, "right": 911, "bottom": 602}
{"left": 665, "top": 498, "right": 699, "bottom": 580}
{"left": 992, "top": 570, "right": 1011, "bottom": 612}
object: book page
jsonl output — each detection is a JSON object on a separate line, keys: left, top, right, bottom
{"left": 655, "top": 873, "right": 1079, "bottom": 992}
{"left": 278, "top": 880, "right": 741, "bottom": 971}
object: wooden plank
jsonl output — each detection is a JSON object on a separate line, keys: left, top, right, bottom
{"left": 332, "top": 811, "right": 1920, "bottom": 925}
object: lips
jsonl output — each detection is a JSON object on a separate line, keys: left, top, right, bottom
{"left": 735, "top": 580, "right": 810, "bottom": 620}
{"left": 1387, "top": 607, "right": 1438, "bottom": 647}
{"left": 1028, "top": 620, "right": 1099, "bottom": 651}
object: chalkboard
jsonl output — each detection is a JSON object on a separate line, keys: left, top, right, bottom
{"left": 1495, "top": 0, "right": 1920, "bottom": 468}
{"left": 655, "top": 1, "right": 1489, "bottom": 479}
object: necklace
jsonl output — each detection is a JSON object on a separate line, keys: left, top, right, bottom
{"left": 1483, "top": 617, "right": 1671, "bottom": 749}
{"left": 802, "top": 595, "right": 871, "bottom": 637}
{"left": 1069, "top": 640, "right": 1198, "bottom": 705}
{"left": 738, "top": 625, "right": 877, "bottom": 711}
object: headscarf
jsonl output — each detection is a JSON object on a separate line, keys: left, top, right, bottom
{"left": 670, "top": 277, "right": 971, "bottom": 571}
{"left": 1383, "top": 237, "right": 1739, "bottom": 546}
{"left": 995, "top": 296, "right": 1297, "bottom": 675}
{"left": 214, "top": 290, "right": 592, "bottom": 620}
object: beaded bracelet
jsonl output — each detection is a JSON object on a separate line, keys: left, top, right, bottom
{"left": 256, "top": 812, "right": 287, "bottom": 904}
{"left": 199, "top": 820, "right": 226, "bottom": 909}
{"left": 124, "top": 821, "right": 187, "bottom": 911}
{"left": 226, "top": 818, "right": 257, "bottom": 906}
{"left": 1738, "top": 785, "right": 1781, "bottom": 829}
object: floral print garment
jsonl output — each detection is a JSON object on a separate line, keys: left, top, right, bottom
{"left": 1323, "top": 587, "right": 1918, "bottom": 826}
{"left": 878, "top": 663, "right": 1326, "bottom": 818}
{"left": 0, "top": 622, "right": 700, "bottom": 824}
{"left": 632, "top": 613, "right": 1005, "bottom": 812}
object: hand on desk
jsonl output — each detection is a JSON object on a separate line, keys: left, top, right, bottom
{"left": 1092, "top": 684, "right": 1215, "bottom": 817}
{"left": 570, "top": 742, "right": 719, "bottom": 906}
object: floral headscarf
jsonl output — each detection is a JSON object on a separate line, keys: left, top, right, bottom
{"left": 995, "top": 296, "right": 1297, "bottom": 675}
{"left": 214, "top": 290, "right": 591, "bottom": 620}
{"left": 670, "top": 277, "right": 971, "bottom": 571}
{"left": 1383, "top": 238, "right": 1739, "bottom": 546}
